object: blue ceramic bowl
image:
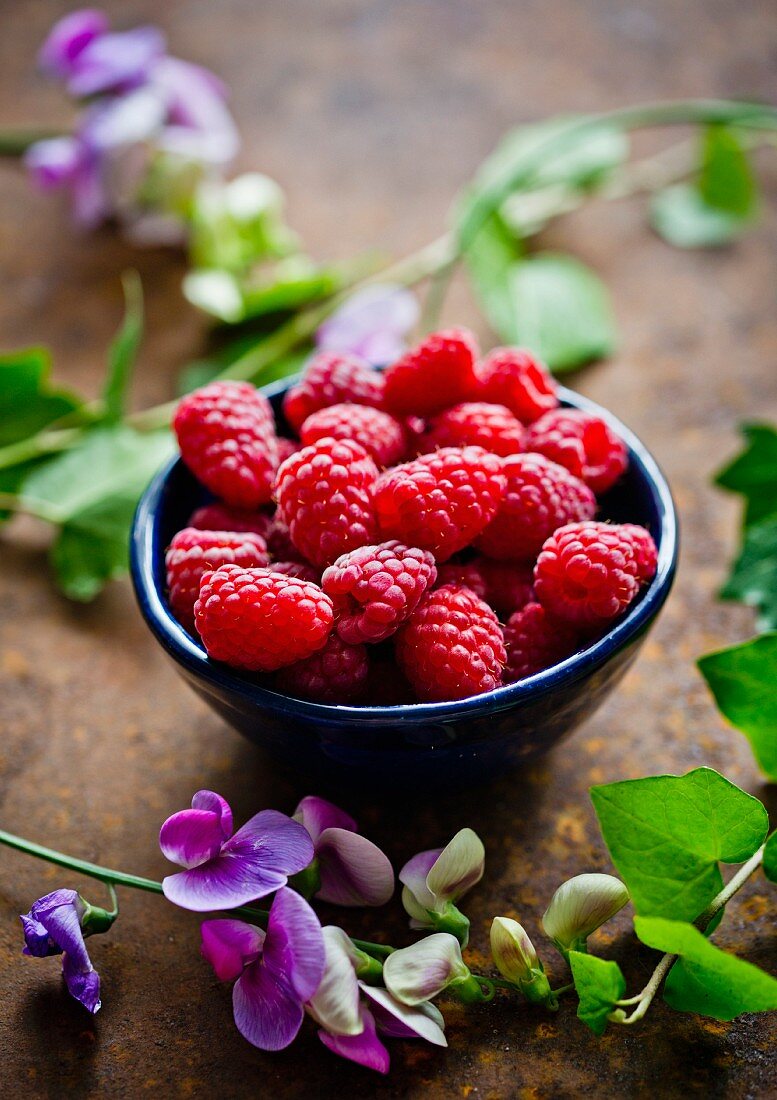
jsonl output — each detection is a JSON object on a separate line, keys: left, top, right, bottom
{"left": 130, "top": 380, "right": 678, "bottom": 793}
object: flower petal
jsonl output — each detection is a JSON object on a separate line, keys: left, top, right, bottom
{"left": 399, "top": 848, "right": 440, "bottom": 916}
{"left": 159, "top": 808, "right": 226, "bottom": 870}
{"left": 67, "top": 26, "right": 166, "bottom": 98}
{"left": 21, "top": 915, "right": 58, "bottom": 957}
{"left": 541, "top": 873, "right": 629, "bottom": 949}
{"left": 162, "top": 855, "right": 288, "bottom": 912}
{"left": 306, "top": 927, "right": 362, "bottom": 1036}
{"left": 426, "top": 828, "right": 485, "bottom": 904}
{"left": 318, "top": 1007, "right": 390, "bottom": 1074}
{"left": 225, "top": 809, "right": 314, "bottom": 877}
{"left": 39, "top": 9, "right": 109, "bottom": 78}
{"left": 361, "top": 984, "right": 447, "bottom": 1046}
{"left": 293, "top": 795, "right": 357, "bottom": 843}
{"left": 316, "top": 285, "right": 419, "bottom": 365}
{"left": 25, "top": 138, "right": 81, "bottom": 190}
{"left": 316, "top": 829, "right": 395, "bottom": 907}
{"left": 191, "top": 790, "right": 233, "bottom": 838}
{"left": 24, "top": 890, "right": 89, "bottom": 968}
{"left": 262, "top": 887, "right": 325, "bottom": 1003}
{"left": 201, "top": 919, "right": 265, "bottom": 982}
{"left": 383, "top": 933, "right": 468, "bottom": 1006}
{"left": 232, "top": 962, "right": 304, "bottom": 1051}
{"left": 62, "top": 956, "right": 101, "bottom": 1014}
{"left": 152, "top": 58, "right": 239, "bottom": 165}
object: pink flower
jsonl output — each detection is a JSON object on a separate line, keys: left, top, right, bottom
{"left": 316, "top": 284, "right": 419, "bottom": 365}
{"left": 294, "top": 796, "right": 394, "bottom": 907}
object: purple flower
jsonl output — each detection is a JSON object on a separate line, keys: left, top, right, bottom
{"left": 160, "top": 790, "right": 314, "bottom": 912}
{"left": 38, "top": 9, "right": 109, "bottom": 80}
{"left": 21, "top": 889, "right": 101, "bottom": 1013}
{"left": 201, "top": 887, "right": 325, "bottom": 1050}
{"left": 316, "top": 284, "right": 419, "bottom": 365}
{"left": 294, "top": 796, "right": 394, "bottom": 907}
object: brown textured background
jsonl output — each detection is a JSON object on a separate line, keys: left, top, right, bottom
{"left": 1, "top": 1, "right": 776, "bottom": 1097}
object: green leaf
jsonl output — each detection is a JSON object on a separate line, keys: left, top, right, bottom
{"left": 189, "top": 173, "right": 299, "bottom": 274}
{"left": 504, "top": 253, "right": 616, "bottom": 372}
{"left": 464, "top": 212, "right": 524, "bottom": 343}
{"left": 720, "top": 517, "right": 777, "bottom": 631}
{"left": 569, "top": 951, "right": 626, "bottom": 1035}
{"left": 184, "top": 258, "right": 350, "bottom": 325}
{"left": 102, "top": 271, "right": 143, "bottom": 423}
{"left": 635, "top": 917, "right": 777, "bottom": 1021}
{"left": 700, "top": 126, "right": 757, "bottom": 218}
{"left": 20, "top": 426, "right": 174, "bottom": 600}
{"left": 590, "top": 768, "right": 768, "bottom": 921}
{"left": 716, "top": 423, "right": 777, "bottom": 528}
{"left": 699, "top": 634, "right": 777, "bottom": 781}
{"left": 764, "top": 832, "right": 777, "bottom": 883}
{"left": 0, "top": 347, "right": 80, "bottom": 447}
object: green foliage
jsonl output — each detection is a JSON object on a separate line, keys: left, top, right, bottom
{"left": 464, "top": 212, "right": 523, "bottom": 344}
{"left": 764, "top": 833, "right": 777, "bottom": 883}
{"left": 720, "top": 518, "right": 777, "bottom": 631}
{"left": 569, "top": 951, "right": 626, "bottom": 1035}
{"left": 590, "top": 768, "right": 768, "bottom": 921}
{"left": 716, "top": 423, "right": 777, "bottom": 528}
{"left": 0, "top": 347, "right": 81, "bottom": 447}
{"left": 103, "top": 272, "right": 143, "bottom": 423}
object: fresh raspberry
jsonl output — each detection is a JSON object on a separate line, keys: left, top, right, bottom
{"left": 478, "top": 559, "right": 535, "bottom": 618}
{"left": 434, "top": 561, "right": 489, "bottom": 602}
{"left": 300, "top": 403, "right": 407, "bottom": 467}
{"left": 372, "top": 447, "right": 505, "bottom": 561}
{"left": 395, "top": 585, "right": 506, "bottom": 702}
{"left": 194, "top": 566, "right": 333, "bottom": 671}
{"left": 476, "top": 348, "right": 558, "bottom": 424}
{"left": 268, "top": 560, "right": 320, "bottom": 583}
{"left": 420, "top": 402, "right": 525, "bottom": 457}
{"left": 524, "top": 409, "right": 628, "bottom": 494}
{"left": 534, "top": 522, "right": 645, "bottom": 628}
{"left": 322, "top": 541, "right": 437, "bottom": 644}
{"left": 282, "top": 352, "right": 385, "bottom": 432}
{"left": 173, "top": 381, "right": 279, "bottom": 509}
{"left": 264, "top": 512, "right": 304, "bottom": 562}
{"left": 503, "top": 602, "right": 581, "bottom": 682}
{"left": 188, "top": 503, "right": 273, "bottom": 540}
{"left": 275, "top": 438, "right": 379, "bottom": 568}
{"left": 620, "top": 524, "right": 658, "bottom": 583}
{"left": 166, "top": 528, "right": 269, "bottom": 629}
{"left": 275, "top": 634, "right": 369, "bottom": 703}
{"left": 383, "top": 328, "right": 479, "bottom": 416}
{"left": 475, "top": 453, "right": 596, "bottom": 562}
{"left": 276, "top": 437, "right": 301, "bottom": 465}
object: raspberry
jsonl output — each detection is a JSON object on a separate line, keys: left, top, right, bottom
{"left": 534, "top": 522, "right": 645, "bottom": 628}
{"left": 173, "top": 381, "right": 279, "bottom": 509}
{"left": 275, "top": 633, "right": 369, "bottom": 703}
{"left": 383, "top": 328, "right": 479, "bottom": 416}
{"left": 434, "top": 561, "right": 489, "bottom": 603}
{"left": 524, "top": 409, "right": 628, "bottom": 494}
{"left": 276, "top": 437, "right": 300, "bottom": 465}
{"left": 268, "top": 560, "right": 320, "bottom": 583}
{"left": 475, "top": 453, "right": 596, "bottom": 562}
{"left": 395, "top": 585, "right": 506, "bottom": 702}
{"left": 372, "top": 447, "right": 505, "bottom": 562}
{"left": 503, "top": 602, "right": 581, "bottom": 682}
{"left": 300, "top": 403, "right": 407, "bottom": 467}
{"left": 282, "top": 352, "right": 384, "bottom": 432}
{"left": 194, "top": 566, "right": 333, "bottom": 671}
{"left": 620, "top": 524, "right": 658, "bottom": 582}
{"left": 420, "top": 402, "right": 525, "bottom": 457}
{"left": 264, "top": 512, "right": 304, "bottom": 562}
{"left": 322, "top": 541, "right": 437, "bottom": 644}
{"left": 166, "top": 528, "right": 269, "bottom": 629}
{"left": 478, "top": 559, "right": 534, "bottom": 618}
{"left": 476, "top": 348, "right": 558, "bottom": 424}
{"left": 188, "top": 503, "right": 273, "bottom": 540}
{"left": 275, "top": 438, "right": 379, "bottom": 568}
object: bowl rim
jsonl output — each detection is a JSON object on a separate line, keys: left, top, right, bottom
{"left": 130, "top": 380, "right": 678, "bottom": 725}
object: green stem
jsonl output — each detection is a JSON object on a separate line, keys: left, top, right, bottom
{"left": 0, "top": 828, "right": 164, "bottom": 895}
{"left": 0, "top": 130, "right": 62, "bottom": 156}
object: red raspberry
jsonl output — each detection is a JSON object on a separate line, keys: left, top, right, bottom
{"left": 620, "top": 524, "right": 658, "bottom": 582}
{"left": 475, "top": 453, "right": 596, "bottom": 562}
{"left": 372, "top": 447, "right": 505, "bottom": 562}
{"left": 166, "top": 528, "right": 269, "bottom": 629}
{"left": 524, "top": 409, "right": 628, "bottom": 494}
{"left": 173, "top": 381, "right": 279, "bottom": 509}
{"left": 322, "top": 541, "right": 437, "bottom": 644}
{"left": 534, "top": 522, "right": 644, "bottom": 628}
{"left": 476, "top": 348, "right": 558, "bottom": 424}
{"left": 503, "top": 602, "right": 581, "bottom": 682}
{"left": 395, "top": 585, "right": 506, "bottom": 702}
{"left": 188, "top": 503, "right": 272, "bottom": 540}
{"left": 194, "top": 566, "right": 333, "bottom": 671}
{"left": 275, "top": 634, "right": 369, "bottom": 703}
{"left": 300, "top": 404, "right": 407, "bottom": 467}
{"left": 420, "top": 402, "right": 525, "bottom": 457}
{"left": 264, "top": 512, "right": 304, "bottom": 562}
{"left": 276, "top": 437, "right": 300, "bottom": 465}
{"left": 478, "top": 559, "right": 534, "bottom": 618}
{"left": 275, "top": 438, "right": 379, "bottom": 568}
{"left": 383, "top": 328, "right": 479, "bottom": 416}
{"left": 268, "top": 560, "right": 320, "bottom": 583}
{"left": 434, "top": 561, "right": 489, "bottom": 602}
{"left": 282, "top": 352, "right": 384, "bottom": 432}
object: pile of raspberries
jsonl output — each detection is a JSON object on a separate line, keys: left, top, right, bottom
{"left": 166, "top": 329, "right": 657, "bottom": 705}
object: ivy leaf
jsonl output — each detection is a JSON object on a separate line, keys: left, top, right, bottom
{"left": 699, "top": 634, "right": 777, "bottom": 781}
{"left": 465, "top": 212, "right": 524, "bottom": 343}
{"left": 102, "top": 271, "right": 143, "bottom": 423}
{"left": 569, "top": 951, "right": 626, "bottom": 1035}
{"left": 0, "top": 347, "right": 81, "bottom": 447}
{"left": 716, "top": 424, "right": 777, "bottom": 529}
{"left": 635, "top": 917, "right": 777, "bottom": 1021}
{"left": 720, "top": 517, "right": 777, "bottom": 631}
{"left": 20, "top": 426, "right": 174, "bottom": 600}
{"left": 590, "top": 768, "right": 768, "bottom": 921}
{"left": 764, "top": 833, "right": 777, "bottom": 884}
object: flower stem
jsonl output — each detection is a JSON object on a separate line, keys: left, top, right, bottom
{"left": 0, "top": 828, "right": 164, "bottom": 895}
{"left": 0, "top": 130, "right": 62, "bottom": 156}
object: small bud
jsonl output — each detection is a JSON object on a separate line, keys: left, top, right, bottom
{"left": 541, "top": 874, "right": 629, "bottom": 954}
{"left": 490, "top": 917, "right": 538, "bottom": 983}
{"left": 383, "top": 933, "right": 471, "bottom": 1006}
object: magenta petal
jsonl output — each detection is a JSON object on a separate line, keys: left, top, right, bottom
{"left": 159, "top": 808, "right": 226, "bottom": 869}
{"left": 162, "top": 855, "right": 288, "bottom": 912}
{"left": 233, "top": 962, "right": 304, "bottom": 1051}
{"left": 294, "top": 796, "right": 357, "bottom": 843}
{"left": 225, "top": 809, "right": 314, "bottom": 876}
{"left": 62, "top": 958, "right": 101, "bottom": 1014}
{"left": 263, "top": 888, "right": 325, "bottom": 1002}
{"left": 319, "top": 1008, "right": 390, "bottom": 1074}
{"left": 192, "top": 790, "right": 233, "bottom": 838}
{"left": 39, "top": 9, "right": 109, "bottom": 78}
{"left": 25, "top": 138, "right": 81, "bottom": 190}
{"left": 201, "top": 919, "right": 264, "bottom": 981}
{"left": 316, "top": 830, "right": 395, "bottom": 907}
{"left": 398, "top": 848, "right": 441, "bottom": 906}
{"left": 67, "top": 26, "right": 166, "bottom": 97}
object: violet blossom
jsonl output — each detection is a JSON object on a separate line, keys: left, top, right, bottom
{"left": 201, "top": 887, "right": 325, "bottom": 1050}
{"left": 21, "top": 888, "right": 101, "bottom": 1013}
{"left": 293, "top": 795, "right": 394, "bottom": 907}
{"left": 399, "top": 827, "right": 484, "bottom": 945}
{"left": 316, "top": 284, "right": 419, "bottom": 364}
{"left": 160, "top": 789, "right": 314, "bottom": 912}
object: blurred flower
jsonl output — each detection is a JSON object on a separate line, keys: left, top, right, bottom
{"left": 293, "top": 795, "right": 394, "bottom": 907}
{"left": 541, "top": 873, "right": 629, "bottom": 955}
{"left": 160, "top": 789, "right": 314, "bottom": 911}
{"left": 21, "top": 888, "right": 101, "bottom": 1013}
{"left": 490, "top": 916, "right": 554, "bottom": 1005}
{"left": 383, "top": 932, "right": 482, "bottom": 1006}
{"left": 201, "top": 888, "right": 325, "bottom": 1051}
{"left": 38, "top": 9, "right": 109, "bottom": 80}
{"left": 316, "top": 284, "right": 419, "bottom": 364}
{"left": 399, "top": 827, "right": 484, "bottom": 944}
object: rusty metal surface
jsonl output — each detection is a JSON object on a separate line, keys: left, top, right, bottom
{"left": 1, "top": 1, "right": 776, "bottom": 1097}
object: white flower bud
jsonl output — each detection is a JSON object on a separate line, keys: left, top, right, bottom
{"left": 490, "top": 917, "right": 538, "bottom": 983}
{"left": 399, "top": 829, "right": 485, "bottom": 929}
{"left": 383, "top": 933, "right": 470, "bottom": 1006}
{"left": 541, "top": 874, "right": 629, "bottom": 952}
